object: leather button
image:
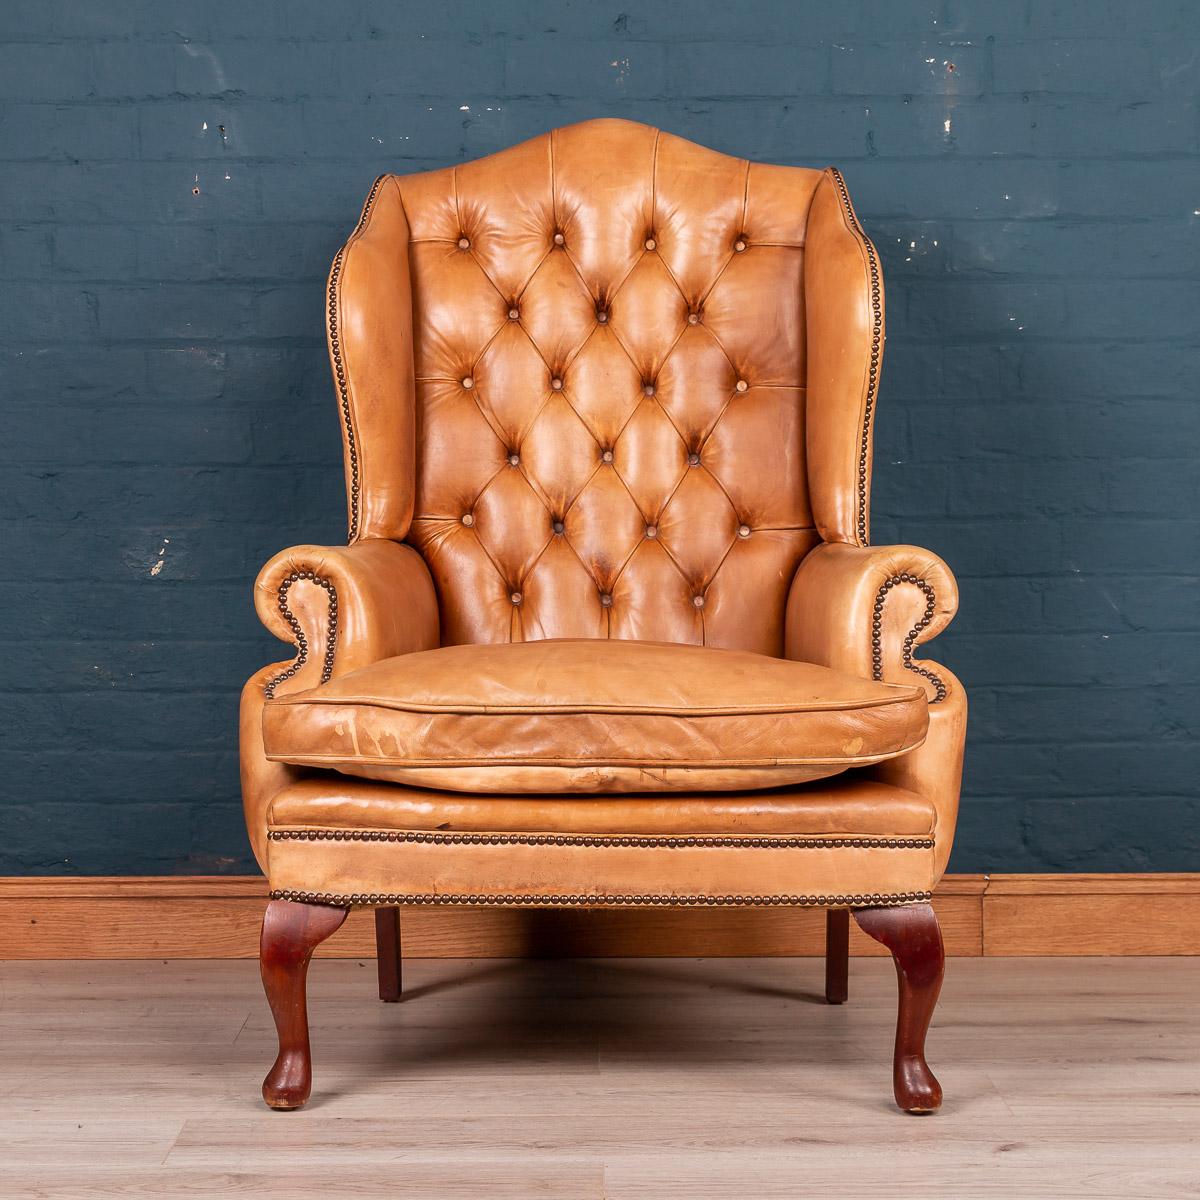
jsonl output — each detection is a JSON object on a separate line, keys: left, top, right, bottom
{"left": 551, "top": 377, "right": 563, "bottom": 390}
{"left": 553, "top": 231, "right": 565, "bottom": 246}
{"left": 552, "top": 519, "right": 565, "bottom": 535}
{"left": 736, "top": 379, "right": 749, "bottom": 393}
{"left": 644, "top": 236, "right": 656, "bottom": 251}
{"left": 507, "top": 452, "right": 520, "bottom": 466}
{"left": 508, "top": 307, "right": 520, "bottom": 320}
{"left": 510, "top": 592, "right": 522, "bottom": 606}
{"left": 457, "top": 236, "right": 470, "bottom": 250}
{"left": 734, "top": 237, "right": 747, "bottom": 252}
{"left": 601, "top": 448, "right": 614, "bottom": 464}
{"left": 462, "top": 376, "right": 474, "bottom": 389}
{"left": 688, "top": 312, "right": 700, "bottom": 325}
{"left": 642, "top": 380, "right": 656, "bottom": 397}
{"left": 596, "top": 309, "right": 609, "bottom": 324}
{"left": 688, "top": 452, "right": 701, "bottom": 467}
{"left": 645, "top": 524, "right": 658, "bottom": 539}
{"left": 692, "top": 594, "right": 706, "bottom": 608}
{"left": 599, "top": 593, "right": 613, "bottom": 607}
{"left": 461, "top": 514, "right": 474, "bottom": 527}
{"left": 738, "top": 524, "right": 751, "bottom": 538}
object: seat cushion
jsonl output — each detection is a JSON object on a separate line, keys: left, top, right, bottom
{"left": 263, "top": 776, "right": 939, "bottom": 909}
{"left": 263, "top": 639, "right": 928, "bottom": 793}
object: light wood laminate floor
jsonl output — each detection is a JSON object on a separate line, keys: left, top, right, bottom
{"left": 0, "top": 956, "right": 1196, "bottom": 1198}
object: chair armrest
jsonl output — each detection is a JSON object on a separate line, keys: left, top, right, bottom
{"left": 241, "top": 538, "right": 438, "bottom": 872}
{"left": 784, "top": 541, "right": 958, "bottom": 703}
{"left": 785, "top": 541, "right": 966, "bottom": 879}
{"left": 254, "top": 538, "right": 439, "bottom": 698}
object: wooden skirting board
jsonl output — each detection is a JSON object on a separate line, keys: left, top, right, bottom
{"left": 0, "top": 873, "right": 1197, "bottom": 959}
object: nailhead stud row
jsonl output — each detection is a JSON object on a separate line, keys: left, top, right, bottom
{"left": 271, "top": 889, "right": 934, "bottom": 909}
{"left": 328, "top": 173, "right": 388, "bottom": 542}
{"left": 263, "top": 571, "right": 339, "bottom": 699}
{"left": 871, "top": 574, "right": 948, "bottom": 703}
{"left": 268, "top": 829, "right": 934, "bottom": 849}
{"left": 829, "top": 168, "right": 882, "bottom": 548}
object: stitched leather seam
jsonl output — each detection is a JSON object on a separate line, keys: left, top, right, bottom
{"left": 871, "top": 574, "right": 948, "bottom": 703}
{"left": 263, "top": 571, "right": 339, "bottom": 699}
{"left": 268, "top": 752, "right": 919, "bottom": 769}
{"left": 828, "top": 168, "right": 882, "bottom": 547}
{"left": 267, "top": 690, "right": 919, "bottom": 714}
{"left": 270, "top": 888, "right": 933, "bottom": 908}
{"left": 328, "top": 173, "right": 387, "bottom": 542}
{"left": 268, "top": 830, "right": 933, "bottom": 849}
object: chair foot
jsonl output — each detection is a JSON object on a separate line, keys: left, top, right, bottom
{"left": 259, "top": 898, "right": 348, "bottom": 1110}
{"left": 853, "top": 902, "right": 945, "bottom": 1114}
{"left": 374, "top": 906, "right": 403, "bottom": 1002}
{"left": 824, "top": 908, "right": 849, "bottom": 1004}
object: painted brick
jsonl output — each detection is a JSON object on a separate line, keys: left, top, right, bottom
{"left": 992, "top": 38, "right": 1197, "bottom": 97}
{"left": 0, "top": 43, "right": 92, "bottom": 100}
{"left": 830, "top": 42, "right": 987, "bottom": 98}
{"left": 666, "top": 43, "right": 828, "bottom": 97}
{"left": 1, "top": 1, "right": 1196, "bottom": 878}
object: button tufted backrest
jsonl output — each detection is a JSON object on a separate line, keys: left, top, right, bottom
{"left": 331, "top": 119, "right": 881, "bottom": 656}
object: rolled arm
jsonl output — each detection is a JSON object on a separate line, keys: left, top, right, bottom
{"left": 254, "top": 538, "right": 439, "bottom": 694}
{"left": 785, "top": 542, "right": 966, "bottom": 879}
{"left": 785, "top": 541, "right": 958, "bottom": 700}
{"left": 241, "top": 538, "right": 439, "bottom": 871}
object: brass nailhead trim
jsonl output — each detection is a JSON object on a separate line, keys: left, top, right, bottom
{"left": 871, "top": 574, "right": 948, "bottom": 703}
{"left": 328, "top": 173, "right": 387, "bottom": 542}
{"left": 829, "top": 168, "right": 882, "bottom": 547}
{"left": 263, "top": 571, "right": 339, "bottom": 698}
{"left": 270, "top": 889, "right": 933, "bottom": 909}
{"left": 268, "top": 829, "right": 933, "bottom": 849}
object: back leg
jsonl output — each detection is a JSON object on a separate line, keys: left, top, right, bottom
{"left": 825, "top": 908, "right": 849, "bottom": 1004}
{"left": 374, "top": 906, "right": 403, "bottom": 1002}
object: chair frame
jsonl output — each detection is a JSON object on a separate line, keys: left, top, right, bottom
{"left": 244, "top": 121, "right": 964, "bottom": 1115}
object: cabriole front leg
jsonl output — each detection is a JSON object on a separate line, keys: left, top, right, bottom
{"left": 853, "top": 901, "right": 945, "bottom": 1114}
{"left": 259, "top": 898, "right": 349, "bottom": 1110}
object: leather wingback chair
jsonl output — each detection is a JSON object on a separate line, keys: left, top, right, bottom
{"left": 241, "top": 120, "right": 966, "bottom": 1114}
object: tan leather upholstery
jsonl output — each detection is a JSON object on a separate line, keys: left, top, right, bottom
{"left": 784, "top": 541, "right": 967, "bottom": 877}
{"left": 343, "top": 121, "right": 828, "bottom": 652}
{"left": 265, "top": 777, "right": 939, "bottom": 909}
{"left": 240, "top": 118, "right": 965, "bottom": 910}
{"left": 262, "top": 639, "right": 928, "bottom": 793}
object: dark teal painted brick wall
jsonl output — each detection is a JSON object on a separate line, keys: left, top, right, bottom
{"left": 2, "top": 1, "right": 1197, "bottom": 875}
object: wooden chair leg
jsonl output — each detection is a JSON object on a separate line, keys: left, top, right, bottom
{"left": 824, "top": 908, "right": 849, "bottom": 1004}
{"left": 374, "top": 906, "right": 403, "bottom": 1002}
{"left": 259, "top": 898, "right": 348, "bottom": 1110}
{"left": 853, "top": 901, "right": 945, "bottom": 1114}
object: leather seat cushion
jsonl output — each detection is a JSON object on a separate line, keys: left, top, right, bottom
{"left": 262, "top": 639, "right": 928, "bottom": 793}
